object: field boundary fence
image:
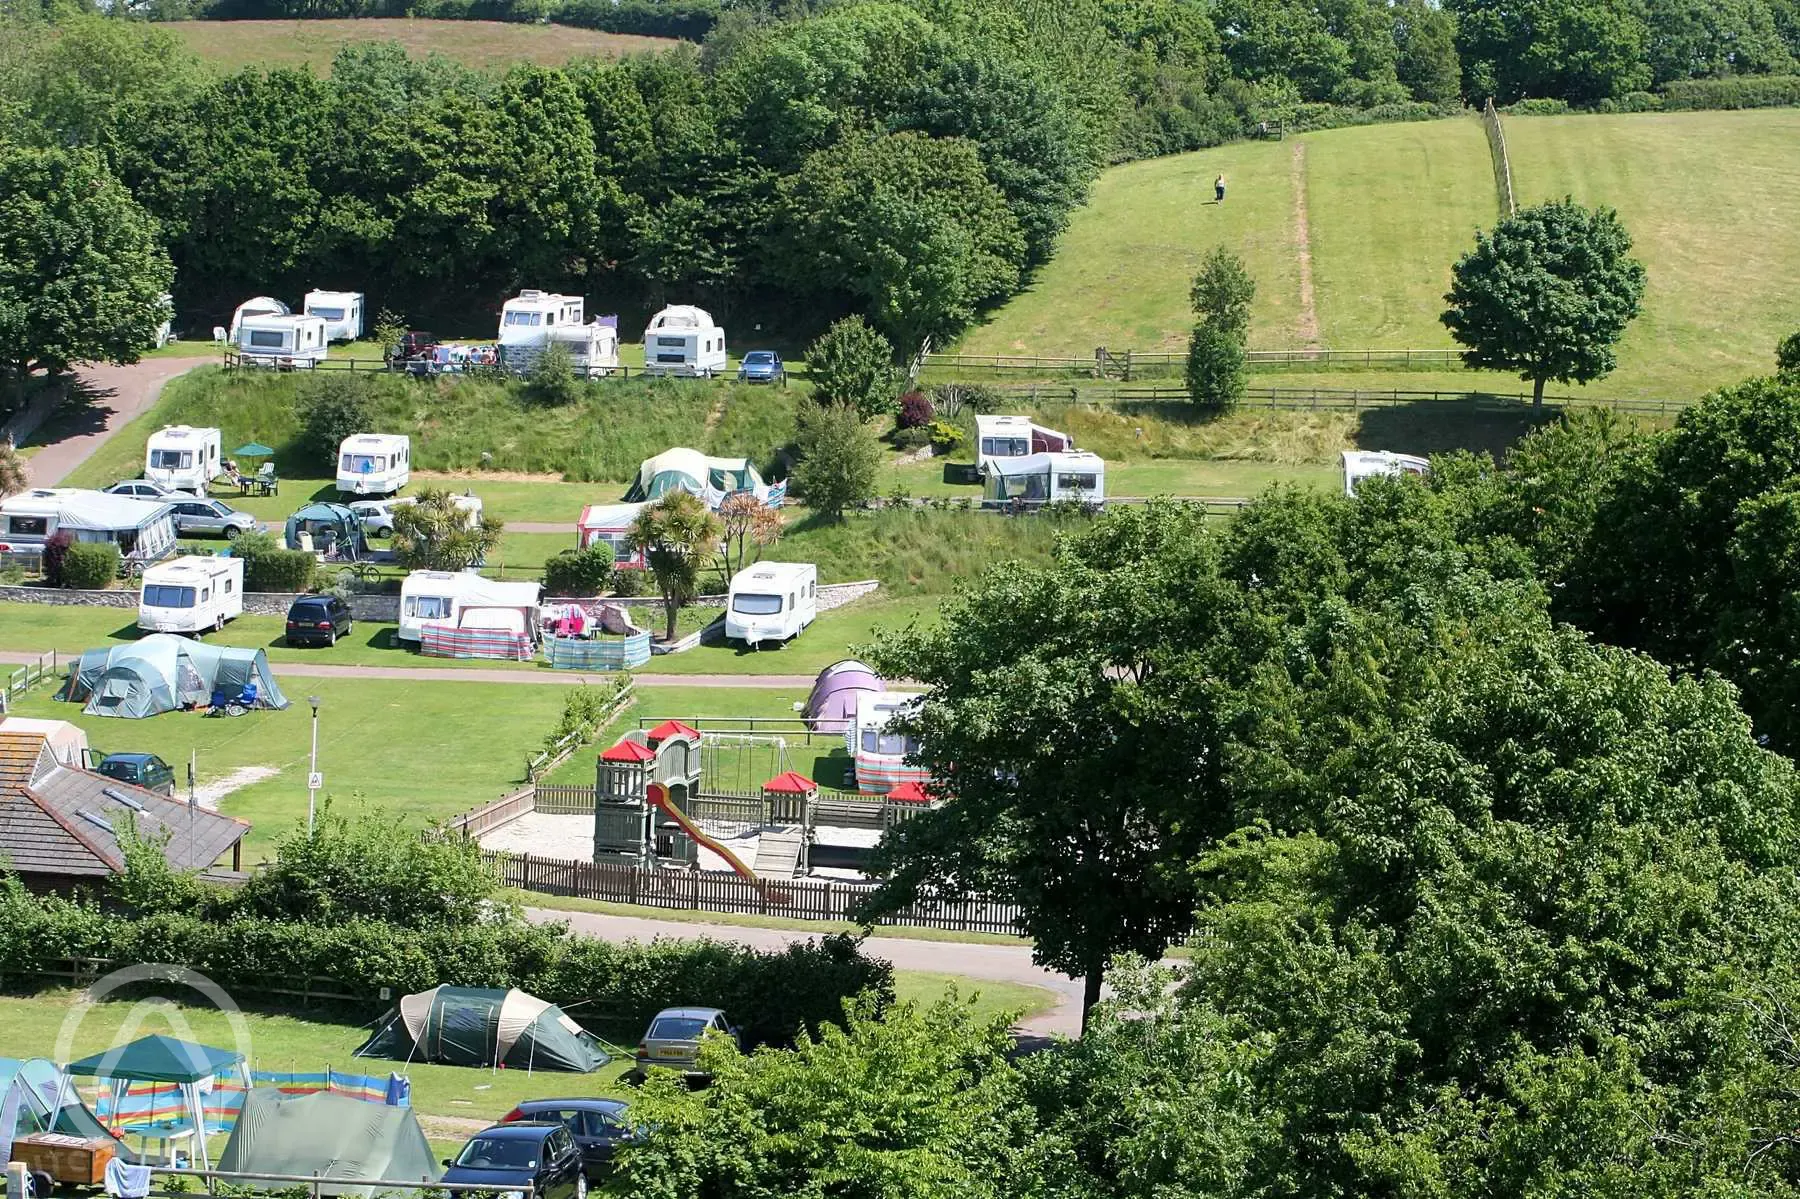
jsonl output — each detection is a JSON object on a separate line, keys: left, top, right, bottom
{"left": 926, "top": 347, "right": 1464, "bottom": 379}
{"left": 1, "top": 650, "right": 58, "bottom": 715}
{"left": 1482, "top": 99, "right": 1518, "bottom": 216}
{"left": 977, "top": 381, "right": 1683, "bottom": 417}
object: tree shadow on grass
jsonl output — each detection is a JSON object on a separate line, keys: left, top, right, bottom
{"left": 1354, "top": 397, "right": 1561, "bottom": 459}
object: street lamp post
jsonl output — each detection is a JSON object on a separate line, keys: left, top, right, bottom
{"left": 307, "top": 696, "right": 322, "bottom": 835}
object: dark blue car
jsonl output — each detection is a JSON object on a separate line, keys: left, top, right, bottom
{"left": 442, "top": 1122, "right": 587, "bottom": 1199}
{"left": 500, "top": 1099, "right": 639, "bottom": 1181}
{"left": 737, "top": 350, "right": 785, "bottom": 384}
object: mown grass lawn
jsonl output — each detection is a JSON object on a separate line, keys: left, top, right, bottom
{"left": 639, "top": 595, "right": 941, "bottom": 678}
{"left": 166, "top": 18, "right": 678, "bottom": 71}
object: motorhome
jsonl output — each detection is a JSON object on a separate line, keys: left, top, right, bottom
{"left": 144, "top": 426, "right": 223, "bottom": 495}
{"left": 237, "top": 313, "right": 328, "bottom": 368}
{"left": 974, "top": 415, "right": 1075, "bottom": 476}
{"left": 981, "top": 450, "right": 1106, "bottom": 508}
{"left": 228, "top": 296, "right": 289, "bottom": 341}
{"left": 1341, "top": 450, "right": 1430, "bottom": 497}
{"left": 0, "top": 489, "right": 177, "bottom": 568}
{"left": 498, "top": 290, "right": 585, "bottom": 349}
{"left": 302, "top": 290, "right": 365, "bottom": 342}
{"left": 576, "top": 502, "right": 648, "bottom": 570}
{"left": 398, "top": 571, "right": 542, "bottom": 643}
{"left": 848, "top": 691, "right": 931, "bottom": 795}
{"left": 642, "top": 305, "right": 728, "bottom": 378}
{"left": 137, "top": 556, "right": 244, "bottom": 636}
{"left": 724, "top": 562, "right": 818, "bottom": 648}
{"left": 335, "top": 434, "right": 411, "bottom": 497}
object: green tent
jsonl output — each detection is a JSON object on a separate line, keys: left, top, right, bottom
{"left": 62, "top": 636, "right": 288, "bottom": 718}
{"left": 355, "top": 986, "right": 609, "bottom": 1073}
{"left": 218, "top": 1090, "right": 438, "bottom": 1197}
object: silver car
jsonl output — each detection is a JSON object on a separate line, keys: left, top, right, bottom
{"left": 628, "top": 1006, "right": 738, "bottom": 1084}
{"left": 169, "top": 497, "right": 258, "bottom": 539}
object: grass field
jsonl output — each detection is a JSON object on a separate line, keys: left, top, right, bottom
{"left": 961, "top": 110, "right": 1800, "bottom": 401}
{"left": 165, "top": 19, "right": 678, "bottom": 71}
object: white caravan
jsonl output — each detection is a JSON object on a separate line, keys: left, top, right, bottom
{"left": 398, "top": 570, "right": 542, "bottom": 643}
{"left": 237, "top": 313, "right": 328, "bottom": 368}
{"left": 974, "top": 415, "right": 1074, "bottom": 476}
{"left": 137, "top": 556, "right": 244, "bottom": 636}
{"left": 144, "top": 426, "right": 223, "bottom": 495}
{"left": 302, "top": 290, "right": 365, "bottom": 342}
{"left": 1341, "top": 450, "right": 1430, "bottom": 497}
{"left": 725, "top": 561, "right": 818, "bottom": 648}
{"left": 549, "top": 320, "right": 621, "bottom": 377}
{"left": 642, "top": 305, "right": 727, "bottom": 378}
{"left": 498, "top": 290, "right": 585, "bottom": 348}
{"left": 982, "top": 450, "right": 1106, "bottom": 508}
{"left": 0, "top": 489, "right": 178, "bottom": 567}
{"left": 335, "top": 434, "right": 411, "bottom": 497}
{"left": 848, "top": 691, "right": 930, "bottom": 795}
{"left": 228, "top": 296, "right": 289, "bottom": 341}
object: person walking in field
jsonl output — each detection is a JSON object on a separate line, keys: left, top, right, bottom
{"left": 1214, "top": 174, "right": 1227, "bottom": 204}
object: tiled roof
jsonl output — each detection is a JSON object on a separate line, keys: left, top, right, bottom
{"left": 0, "top": 733, "right": 51, "bottom": 787}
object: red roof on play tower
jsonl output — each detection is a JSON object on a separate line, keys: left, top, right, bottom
{"left": 599, "top": 740, "right": 656, "bottom": 763}
{"left": 646, "top": 720, "right": 701, "bottom": 742}
{"left": 886, "top": 781, "right": 931, "bottom": 803}
{"left": 761, "top": 771, "right": 818, "bottom": 794}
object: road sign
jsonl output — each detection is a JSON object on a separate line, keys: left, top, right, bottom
{"left": 307, "top": 772, "right": 323, "bottom": 790}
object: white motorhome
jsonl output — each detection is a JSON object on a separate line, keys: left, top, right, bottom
{"left": 498, "top": 290, "right": 585, "bottom": 348}
{"left": 228, "top": 296, "right": 290, "bottom": 341}
{"left": 137, "top": 556, "right": 244, "bottom": 635}
{"left": 642, "top": 305, "right": 727, "bottom": 378}
{"left": 0, "top": 489, "right": 177, "bottom": 567}
{"left": 144, "top": 426, "right": 223, "bottom": 495}
{"left": 335, "top": 434, "right": 411, "bottom": 497}
{"left": 302, "top": 290, "right": 365, "bottom": 342}
{"left": 725, "top": 561, "right": 818, "bottom": 648}
{"left": 398, "top": 570, "right": 542, "bottom": 643}
{"left": 974, "top": 415, "right": 1075, "bottom": 476}
{"left": 982, "top": 450, "right": 1106, "bottom": 508}
{"left": 1341, "top": 450, "right": 1430, "bottom": 497}
{"left": 848, "top": 691, "right": 930, "bottom": 795}
{"left": 237, "top": 313, "right": 328, "bottom": 368}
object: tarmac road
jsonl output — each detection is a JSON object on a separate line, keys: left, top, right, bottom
{"left": 23, "top": 358, "right": 216, "bottom": 487}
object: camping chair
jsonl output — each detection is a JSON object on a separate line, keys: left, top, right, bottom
{"left": 205, "top": 680, "right": 258, "bottom": 718}
{"left": 254, "top": 461, "right": 278, "bottom": 495}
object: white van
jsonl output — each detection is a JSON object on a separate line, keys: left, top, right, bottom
{"left": 144, "top": 426, "right": 223, "bottom": 495}
{"left": 398, "top": 571, "right": 542, "bottom": 643}
{"left": 642, "top": 305, "right": 728, "bottom": 378}
{"left": 848, "top": 691, "right": 930, "bottom": 795}
{"left": 137, "top": 556, "right": 244, "bottom": 636}
{"left": 302, "top": 290, "right": 365, "bottom": 342}
{"left": 237, "top": 313, "right": 328, "bottom": 368}
{"left": 725, "top": 562, "right": 817, "bottom": 648}
{"left": 1341, "top": 450, "right": 1430, "bottom": 497}
{"left": 336, "top": 434, "right": 411, "bottom": 497}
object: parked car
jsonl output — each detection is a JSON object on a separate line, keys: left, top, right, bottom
{"left": 737, "top": 350, "right": 785, "bottom": 384}
{"left": 347, "top": 497, "right": 406, "bottom": 537}
{"left": 93, "top": 752, "right": 176, "bottom": 796}
{"left": 442, "top": 1123, "right": 586, "bottom": 1199}
{"left": 500, "top": 1099, "right": 638, "bottom": 1181}
{"left": 387, "top": 330, "right": 438, "bottom": 370}
{"left": 284, "top": 594, "right": 354, "bottom": 647}
{"left": 628, "top": 1007, "right": 739, "bottom": 1084}
{"left": 106, "top": 479, "right": 186, "bottom": 500}
{"left": 169, "top": 497, "right": 257, "bottom": 539}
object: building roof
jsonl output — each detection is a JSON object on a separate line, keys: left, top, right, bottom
{"left": 761, "top": 771, "right": 817, "bottom": 795}
{"left": 0, "top": 727, "right": 249, "bottom": 879}
{"left": 599, "top": 740, "right": 656, "bottom": 764}
{"left": 646, "top": 720, "right": 701, "bottom": 744}
{"left": 886, "top": 781, "right": 931, "bottom": 803}
{"left": 0, "top": 489, "right": 173, "bottom": 533}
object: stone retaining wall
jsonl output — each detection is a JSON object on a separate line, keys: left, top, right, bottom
{"left": 0, "top": 585, "right": 399, "bottom": 621}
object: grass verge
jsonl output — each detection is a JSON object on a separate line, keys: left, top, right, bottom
{"left": 514, "top": 890, "right": 1027, "bottom": 946}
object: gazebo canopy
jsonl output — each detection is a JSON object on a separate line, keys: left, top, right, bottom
{"left": 65, "top": 1034, "right": 243, "bottom": 1083}
{"left": 762, "top": 770, "right": 817, "bottom": 795}
{"left": 886, "top": 781, "right": 931, "bottom": 804}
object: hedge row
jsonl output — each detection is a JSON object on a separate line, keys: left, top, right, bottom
{"left": 1505, "top": 76, "right": 1800, "bottom": 116}
{"left": 191, "top": 0, "right": 721, "bottom": 39}
{"left": 0, "top": 886, "right": 891, "bottom": 1049}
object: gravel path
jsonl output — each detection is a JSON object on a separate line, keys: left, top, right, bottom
{"left": 24, "top": 358, "right": 215, "bottom": 486}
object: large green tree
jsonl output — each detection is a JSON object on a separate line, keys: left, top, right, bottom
{"left": 1441, "top": 199, "right": 1646, "bottom": 408}
{"left": 789, "top": 400, "right": 882, "bottom": 521}
{"left": 804, "top": 316, "right": 898, "bottom": 421}
{"left": 1185, "top": 246, "right": 1256, "bottom": 412}
{"left": 0, "top": 142, "right": 172, "bottom": 386}
{"left": 1448, "top": 0, "right": 1653, "bottom": 102}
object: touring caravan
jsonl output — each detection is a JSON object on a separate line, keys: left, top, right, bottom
{"left": 725, "top": 562, "right": 817, "bottom": 648}
{"left": 398, "top": 571, "right": 542, "bottom": 643}
{"left": 498, "top": 290, "right": 585, "bottom": 348}
{"left": 137, "top": 556, "right": 244, "bottom": 635}
{"left": 848, "top": 691, "right": 931, "bottom": 795}
{"left": 1341, "top": 450, "right": 1430, "bottom": 497}
{"left": 237, "top": 313, "right": 328, "bottom": 368}
{"left": 144, "top": 426, "right": 223, "bottom": 495}
{"left": 302, "top": 290, "right": 365, "bottom": 342}
{"left": 642, "top": 305, "right": 727, "bottom": 378}
{"left": 576, "top": 502, "right": 648, "bottom": 569}
{"left": 228, "top": 296, "right": 289, "bottom": 341}
{"left": 0, "top": 489, "right": 177, "bottom": 569}
{"left": 981, "top": 450, "right": 1106, "bottom": 508}
{"left": 974, "top": 415, "right": 1075, "bottom": 476}
{"left": 336, "top": 434, "right": 411, "bottom": 497}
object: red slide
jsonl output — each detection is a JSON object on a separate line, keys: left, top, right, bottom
{"left": 647, "top": 783, "right": 761, "bottom": 884}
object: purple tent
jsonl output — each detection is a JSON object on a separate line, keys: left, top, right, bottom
{"left": 803, "top": 659, "right": 885, "bottom": 732}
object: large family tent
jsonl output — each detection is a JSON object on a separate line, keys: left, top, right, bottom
{"left": 803, "top": 660, "right": 886, "bottom": 733}
{"left": 218, "top": 1090, "right": 438, "bottom": 1196}
{"left": 284, "top": 502, "right": 369, "bottom": 560}
{"left": 62, "top": 636, "right": 288, "bottom": 718}
{"left": 355, "top": 987, "right": 609, "bottom": 1073}
{"left": 623, "top": 448, "right": 776, "bottom": 508}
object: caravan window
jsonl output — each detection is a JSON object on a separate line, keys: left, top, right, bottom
{"left": 7, "top": 516, "right": 47, "bottom": 536}
{"left": 406, "top": 595, "right": 453, "bottom": 620}
{"left": 311, "top": 306, "right": 345, "bottom": 320}
{"left": 504, "top": 312, "right": 543, "bottom": 327}
{"left": 1056, "top": 473, "right": 1099, "bottom": 492}
{"left": 732, "top": 593, "right": 783, "bottom": 615}
{"left": 601, "top": 535, "right": 633, "bottom": 564}
{"left": 861, "top": 729, "right": 920, "bottom": 756}
{"left": 341, "top": 454, "right": 384, "bottom": 474}
{"left": 143, "top": 585, "right": 196, "bottom": 608}
{"left": 150, "top": 450, "right": 193, "bottom": 469}
{"left": 248, "top": 330, "right": 286, "bottom": 348}
{"left": 656, "top": 336, "right": 688, "bottom": 348}
{"left": 981, "top": 436, "right": 1029, "bottom": 458}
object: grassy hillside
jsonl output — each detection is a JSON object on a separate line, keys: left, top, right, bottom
{"left": 166, "top": 18, "right": 678, "bottom": 70}
{"left": 961, "top": 111, "right": 1800, "bottom": 400}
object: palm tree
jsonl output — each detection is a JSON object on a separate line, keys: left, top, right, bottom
{"left": 628, "top": 491, "right": 724, "bottom": 642}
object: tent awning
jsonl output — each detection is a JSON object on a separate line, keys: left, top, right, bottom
{"left": 65, "top": 1034, "right": 243, "bottom": 1083}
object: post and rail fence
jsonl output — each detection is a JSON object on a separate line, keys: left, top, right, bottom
{"left": 924, "top": 346, "right": 1467, "bottom": 378}
{"left": 1482, "top": 98, "right": 1518, "bottom": 217}
{"left": 1, "top": 650, "right": 58, "bottom": 715}
{"left": 970, "top": 380, "right": 1684, "bottom": 418}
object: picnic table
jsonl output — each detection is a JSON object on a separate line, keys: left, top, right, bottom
{"left": 233, "top": 468, "right": 278, "bottom": 496}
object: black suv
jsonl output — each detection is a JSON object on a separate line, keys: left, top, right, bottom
{"left": 284, "top": 594, "right": 354, "bottom": 647}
